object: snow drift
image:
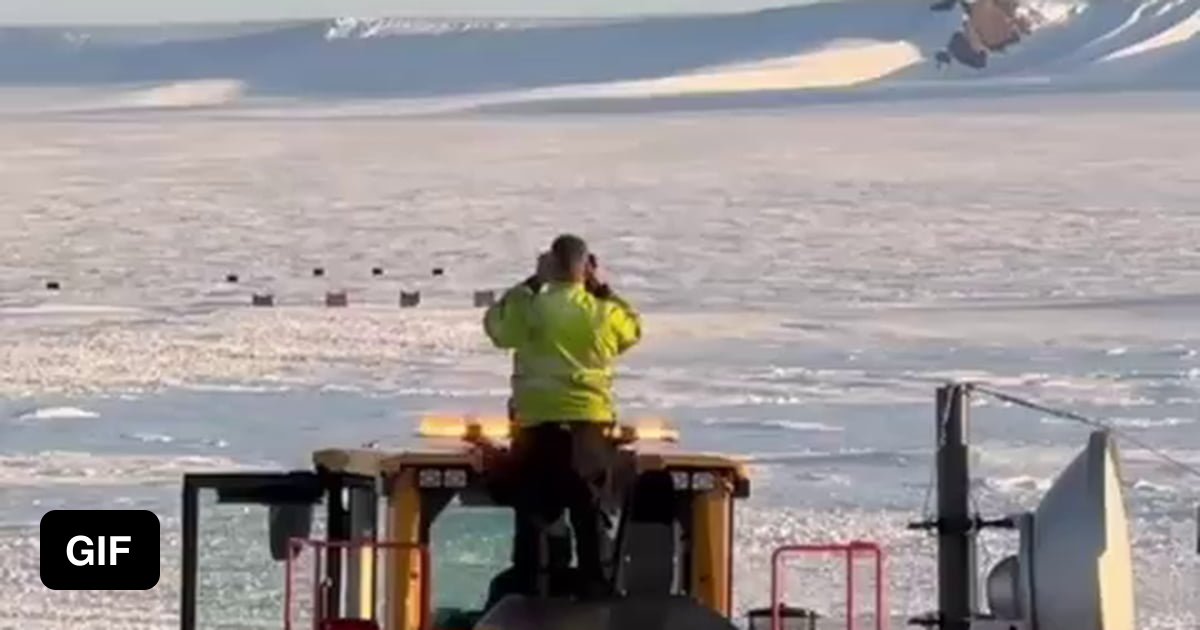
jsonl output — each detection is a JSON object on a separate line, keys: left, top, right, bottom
{"left": 0, "top": 0, "right": 1197, "bottom": 108}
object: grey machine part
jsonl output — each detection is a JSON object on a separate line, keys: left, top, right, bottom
{"left": 972, "top": 431, "right": 1136, "bottom": 630}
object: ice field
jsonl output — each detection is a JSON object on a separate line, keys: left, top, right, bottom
{"left": 2, "top": 95, "right": 1200, "bottom": 628}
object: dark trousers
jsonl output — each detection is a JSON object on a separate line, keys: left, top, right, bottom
{"left": 509, "top": 422, "right": 616, "bottom": 596}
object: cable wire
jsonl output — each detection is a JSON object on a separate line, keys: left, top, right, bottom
{"left": 969, "top": 382, "right": 1200, "bottom": 481}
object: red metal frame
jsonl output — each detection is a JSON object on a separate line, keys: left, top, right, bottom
{"left": 284, "top": 538, "right": 431, "bottom": 630}
{"left": 770, "top": 541, "right": 885, "bottom": 630}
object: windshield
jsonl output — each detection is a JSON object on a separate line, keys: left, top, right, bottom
{"left": 429, "top": 502, "right": 513, "bottom": 625}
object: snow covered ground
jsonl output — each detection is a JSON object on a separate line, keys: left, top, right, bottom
{"left": 1, "top": 92, "right": 1199, "bottom": 627}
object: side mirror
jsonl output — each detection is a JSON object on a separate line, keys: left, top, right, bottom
{"left": 268, "top": 503, "right": 314, "bottom": 561}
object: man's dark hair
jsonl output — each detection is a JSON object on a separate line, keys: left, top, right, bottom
{"left": 550, "top": 234, "right": 589, "bottom": 272}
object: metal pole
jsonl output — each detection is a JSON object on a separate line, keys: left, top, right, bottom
{"left": 284, "top": 540, "right": 296, "bottom": 630}
{"left": 846, "top": 546, "right": 855, "bottom": 630}
{"left": 874, "top": 546, "right": 885, "bottom": 630}
{"left": 935, "top": 384, "right": 974, "bottom": 630}
{"left": 345, "top": 484, "right": 378, "bottom": 619}
{"left": 770, "top": 548, "right": 782, "bottom": 630}
{"left": 325, "top": 483, "right": 350, "bottom": 621}
{"left": 180, "top": 479, "right": 198, "bottom": 630}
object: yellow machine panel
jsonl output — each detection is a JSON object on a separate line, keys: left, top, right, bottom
{"left": 310, "top": 430, "right": 749, "bottom": 630}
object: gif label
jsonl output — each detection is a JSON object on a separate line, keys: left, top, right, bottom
{"left": 40, "top": 510, "right": 160, "bottom": 590}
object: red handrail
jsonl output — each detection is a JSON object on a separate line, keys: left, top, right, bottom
{"left": 285, "top": 538, "right": 431, "bottom": 630}
{"left": 769, "top": 541, "right": 885, "bottom": 630}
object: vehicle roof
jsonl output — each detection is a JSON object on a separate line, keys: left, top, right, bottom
{"left": 312, "top": 445, "right": 749, "bottom": 482}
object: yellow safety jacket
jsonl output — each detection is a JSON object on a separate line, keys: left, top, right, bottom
{"left": 483, "top": 280, "right": 641, "bottom": 424}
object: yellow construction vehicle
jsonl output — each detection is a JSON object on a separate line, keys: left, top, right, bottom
{"left": 178, "top": 415, "right": 798, "bottom": 630}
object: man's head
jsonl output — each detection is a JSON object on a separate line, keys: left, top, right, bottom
{"left": 549, "top": 234, "right": 590, "bottom": 282}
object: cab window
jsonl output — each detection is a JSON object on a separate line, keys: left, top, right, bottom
{"left": 429, "top": 502, "right": 513, "bottom": 625}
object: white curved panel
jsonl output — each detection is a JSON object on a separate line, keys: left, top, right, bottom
{"left": 1031, "top": 431, "right": 1135, "bottom": 630}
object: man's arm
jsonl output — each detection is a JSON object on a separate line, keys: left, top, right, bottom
{"left": 483, "top": 276, "right": 540, "bottom": 349}
{"left": 603, "top": 291, "right": 642, "bottom": 355}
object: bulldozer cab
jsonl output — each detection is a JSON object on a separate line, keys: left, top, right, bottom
{"left": 178, "top": 417, "right": 750, "bottom": 630}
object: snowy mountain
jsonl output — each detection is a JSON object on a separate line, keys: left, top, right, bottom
{"left": 0, "top": 0, "right": 1196, "bottom": 108}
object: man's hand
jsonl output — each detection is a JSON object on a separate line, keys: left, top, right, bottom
{"left": 524, "top": 251, "right": 553, "bottom": 292}
{"left": 585, "top": 265, "right": 613, "bottom": 299}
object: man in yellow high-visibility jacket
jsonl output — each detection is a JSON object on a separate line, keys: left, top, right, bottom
{"left": 483, "top": 233, "right": 641, "bottom": 598}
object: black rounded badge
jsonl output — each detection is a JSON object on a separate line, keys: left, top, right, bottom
{"left": 40, "top": 510, "right": 161, "bottom": 590}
